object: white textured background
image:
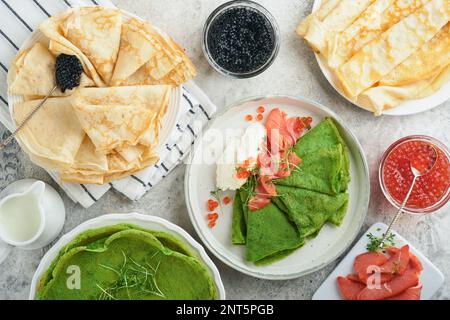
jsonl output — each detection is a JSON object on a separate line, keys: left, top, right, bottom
{"left": 0, "top": 0, "right": 449, "bottom": 299}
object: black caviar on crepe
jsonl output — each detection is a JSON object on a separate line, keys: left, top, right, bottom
{"left": 55, "top": 54, "right": 83, "bottom": 93}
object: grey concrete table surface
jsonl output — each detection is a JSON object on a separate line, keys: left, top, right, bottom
{"left": 0, "top": 0, "right": 449, "bottom": 300}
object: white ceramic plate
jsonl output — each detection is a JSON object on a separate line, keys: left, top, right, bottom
{"left": 6, "top": 9, "right": 181, "bottom": 158}
{"left": 29, "top": 212, "right": 226, "bottom": 300}
{"left": 311, "top": 0, "right": 450, "bottom": 116}
{"left": 313, "top": 222, "right": 445, "bottom": 300}
{"left": 185, "top": 95, "right": 370, "bottom": 280}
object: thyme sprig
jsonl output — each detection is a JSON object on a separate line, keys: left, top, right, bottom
{"left": 366, "top": 232, "right": 396, "bottom": 252}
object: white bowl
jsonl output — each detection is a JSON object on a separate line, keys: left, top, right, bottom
{"left": 311, "top": 0, "right": 450, "bottom": 116}
{"left": 185, "top": 95, "right": 370, "bottom": 280}
{"left": 29, "top": 212, "right": 226, "bottom": 300}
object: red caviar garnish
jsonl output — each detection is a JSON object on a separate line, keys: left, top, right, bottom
{"left": 223, "top": 196, "right": 231, "bottom": 205}
{"left": 207, "top": 213, "right": 219, "bottom": 220}
{"left": 236, "top": 167, "right": 251, "bottom": 179}
{"left": 256, "top": 114, "right": 264, "bottom": 121}
{"left": 208, "top": 220, "right": 216, "bottom": 228}
{"left": 245, "top": 114, "right": 253, "bottom": 122}
{"left": 207, "top": 199, "right": 219, "bottom": 211}
{"left": 257, "top": 106, "right": 265, "bottom": 114}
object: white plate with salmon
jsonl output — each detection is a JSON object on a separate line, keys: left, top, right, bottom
{"left": 185, "top": 96, "right": 370, "bottom": 279}
{"left": 313, "top": 222, "right": 445, "bottom": 300}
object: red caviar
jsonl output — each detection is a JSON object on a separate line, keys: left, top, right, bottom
{"left": 207, "top": 199, "right": 219, "bottom": 211}
{"left": 257, "top": 106, "right": 265, "bottom": 113}
{"left": 223, "top": 196, "right": 231, "bottom": 205}
{"left": 256, "top": 114, "right": 264, "bottom": 121}
{"left": 245, "top": 114, "right": 253, "bottom": 121}
{"left": 208, "top": 220, "right": 216, "bottom": 228}
{"left": 381, "top": 137, "right": 450, "bottom": 212}
{"left": 207, "top": 213, "right": 219, "bottom": 220}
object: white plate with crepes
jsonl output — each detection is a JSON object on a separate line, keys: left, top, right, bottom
{"left": 312, "top": 0, "right": 450, "bottom": 116}
{"left": 7, "top": 8, "right": 181, "bottom": 179}
{"left": 29, "top": 213, "right": 226, "bottom": 300}
{"left": 185, "top": 95, "right": 370, "bottom": 280}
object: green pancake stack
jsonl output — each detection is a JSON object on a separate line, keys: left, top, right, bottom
{"left": 36, "top": 224, "right": 218, "bottom": 300}
{"left": 232, "top": 118, "right": 351, "bottom": 265}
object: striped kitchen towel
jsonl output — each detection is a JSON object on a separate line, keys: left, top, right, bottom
{"left": 0, "top": 0, "right": 217, "bottom": 208}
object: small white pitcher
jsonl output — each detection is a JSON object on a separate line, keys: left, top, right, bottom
{"left": 0, "top": 179, "right": 65, "bottom": 264}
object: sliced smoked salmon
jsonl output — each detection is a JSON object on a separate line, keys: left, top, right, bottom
{"left": 353, "top": 251, "right": 388, "bottom": 281}
{"left": 337, "top": 246, "right": 424, "bottom": 300}
{"left": 387, "top": 284, "right": 422, "bottom": 300}
{"left": 380, "top": 245, "right": 410, "bottom": 275}
{"left": 357, "top": 266, "right": 420, "bottom": 300}
{"left": 337, "top": 276, "right": 366, "bottom": 300}
{"left": 388, "top": 247, "right": 423, "bottom": 272}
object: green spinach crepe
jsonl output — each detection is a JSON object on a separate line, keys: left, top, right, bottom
{"left": 232, "top": 118, "right": 351, "bottom": 265}
{"left": 36, "top": 224, "right": 218, "bottom": 300}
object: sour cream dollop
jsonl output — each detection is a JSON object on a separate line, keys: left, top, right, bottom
{"left": 216, "top": 122, "right": 266, "bottom": 191}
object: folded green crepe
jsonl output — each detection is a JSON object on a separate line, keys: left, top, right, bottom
{"left": 274, "top": 185, "right": 349, "bottom": 237}
{"left": 277, "top": 118, "right": 350, "bottom": 194}
{"left": 231, "top": 118, "right": 351, "bottom": 265}
{"left": 232, "top": 189, "right": 247, "bottom": 245}
{"left": 36, "top": 225, "right": 218, "bottom": 300}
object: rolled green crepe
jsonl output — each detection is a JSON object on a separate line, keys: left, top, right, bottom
{"left": 36, "top": 226, "right": 218, "bottom": 300}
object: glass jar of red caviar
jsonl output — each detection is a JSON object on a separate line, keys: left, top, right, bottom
{"left": 379, "top": 135, "right": 450, "bottom": 214}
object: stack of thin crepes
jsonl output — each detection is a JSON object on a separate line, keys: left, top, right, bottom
{"left": 7, "top": 6, "right": 196, "bottom": 184}
{"left": 297, "top": 0, "right": 450, "bottom": 115}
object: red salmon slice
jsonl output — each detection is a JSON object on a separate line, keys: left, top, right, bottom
{"left": 380, "top": 245, "right": 410, "bottom": 275}
{"left": 266, "top": 109, "right": 295, "bottom": 150}
{"left": 357, "top": 266, "right": 420, "bottom": 300}
{"left": 387, "top": 247, "right": 423, "bottom": 272}
{"left": 347, "top": 273, "right": 393, "bottom": 285}
{"left": 248, "top": 196, "right": 271, "bottom": 212}
{"left": 337, "top": 276, "right": 366, "bottom": 300}
{"left": 359, "top": 272, "right": 393, "bottom": 285}
{"left": 288, "top": 152, "right": 302, "bottom": 168}
{"left": 353, "top": 252, "right": 388, "bottom": 281}
{"left": 409, "top": 254, "right": 423, "bottom": 272}
{"left": 387, "top": 284, "right": 422, "bottom": 300}
{"left": 255, "top": 178, "right": 277, "bottom": 199}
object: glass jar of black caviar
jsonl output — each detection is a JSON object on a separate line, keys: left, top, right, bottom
{"left": 203, "top": 0, "right": 280, "bottom": 79}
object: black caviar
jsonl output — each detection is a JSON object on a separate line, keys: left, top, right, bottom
{"left": 55, "top": 54, "right": 83, "bottom": 93}
{"left": 207, "top": 6, "right": 276, "bottom": 74}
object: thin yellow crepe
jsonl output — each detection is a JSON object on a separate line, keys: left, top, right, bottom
{"left": 73, "top": 85, "right": 171, "bottom": 112}
{"left": 301, "top": 0, "right": 376, "bottom": 53}
{"left": 8, "top": 43, "right": 94, "bottom": 97}
{"left": 71, "top": 85, "right": 170, "bottom": 153}
{"left": 380, "top": 23, "right": 450, "bottom": 86}
{"left": 336, "top": 0, "right": 450, "bottom": 98}
{"left": 358, "top": 64, "right": 450, "bottom": 115}
{"left": 60, "top": 7, "right": 122, "bottom": 84}
{"left": 122, "top": 24, "right": 196, "bottom": 86}
{"left": 296, "top": 0, "right": 341, "bottom": 37}
{"left": 73, "top": 103, "right": 153, "bottom": 153}
{"left": 61, "top": 148, "right": 160, "bottom": 184}
{"left": 326, "top": 0, "right": 430, "bottom": 68}
{"left": 13, "top": 97, "right": 85, "bottom": 165}
{"left": 111, "top": 18, "right": 162, "bottom": 86}
{"left": 40, "top": 15, "right": 105, "bottom": 87}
